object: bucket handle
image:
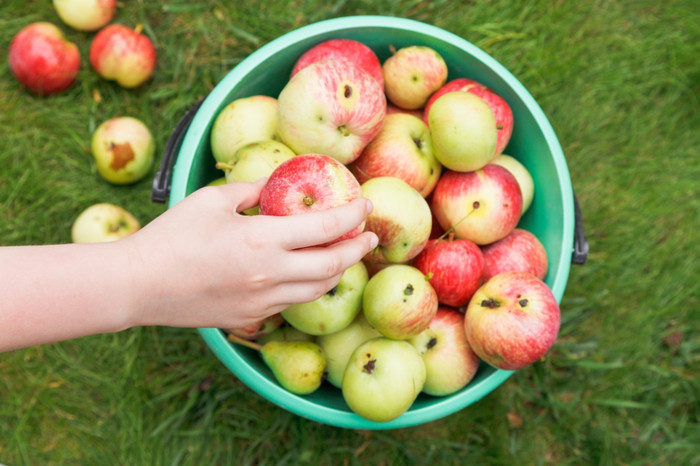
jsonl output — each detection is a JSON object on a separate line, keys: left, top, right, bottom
{"left": 151, "top": 100, "right": 589, "bottom": 265}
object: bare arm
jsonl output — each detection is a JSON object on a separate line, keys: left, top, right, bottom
{"left": 0, "top": 180, "right": 378, "bottom": 352}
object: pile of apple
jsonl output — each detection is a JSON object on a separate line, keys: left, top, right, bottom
{"left": 212, "top": 38, "right": 561, "bottom": 423}
{"left": 8, "top": 1, "right": 161, "bottom": 243}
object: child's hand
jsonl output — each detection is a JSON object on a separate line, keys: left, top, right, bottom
{"left": 125, "top": 179, "right": 379, "bottom": 330}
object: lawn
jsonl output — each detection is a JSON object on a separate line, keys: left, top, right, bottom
{"left": 1, "top": 0, "right": 699, "bottom": 465}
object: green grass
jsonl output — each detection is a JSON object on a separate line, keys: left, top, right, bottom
{"left": 1, "top": 0, "right": 699, "bottom": 464}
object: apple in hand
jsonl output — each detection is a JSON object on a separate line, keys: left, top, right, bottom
{"left": 258, "top": 153, "right": 365, "bottom": 245}
{"left": 91, "top": 116, "right": 155, "bottom": 185}
{"left": 409, "top": 307, "right": 480, "bottom": 396}
{"left": 464, "top": 271, "right": 560, "bottom": 370}
{"left": 382, "top": 45, "right": 448, "bottom": 110}
{"left": 71, "top": 203, "right": 140, "bottom": 243}
{"left": 210, "top": 95, "right": 281, "bottom": 164}
{"left": 424, "top": 78, "right": 514, "bottom": 157}
{"left": 428, "top": 91, "right": 498, "bottom": 172}
{"left": 282, "top": 261, "right": 369, "bottom": 336}
{"left": 431, "top": 164, "right": 522, "bottom": 245}
{"left": 8, "top": 22, "right": 80, "bottom": 96}
{"left": 481, "top": 228, "right": 548, "bottom": 281}
{"left": 491, "top": 154, "right": 534, "bottom": 214}
{"left": 90, "top": 24, "right": 156, "bottom": 88}
{"left": 362, "top": 264, "right": 438, "bottom": 340}
{"left": 316, "top": 313, "right": 382, "bottom": 388}
{"left": 361, "top": 176, "right": 432, "bottom": 263}
{"left": 53, "top": 0, "right": 116, "bottom": 31}
{"left": 342, "top": 337, "right": 426, "bottom": 422}
{"left": 349, "top": 112, "right": 442, "bottom": 197}
{"left": 413, "top": 235, "right": 485, "bottom": 307}
{"left": 291, "top": 38, "right": 384, "bottom": 87}
{"left": 277, "top": 59, "right": 386, "bottom": 164}
{"left": 225, "top": 313, "right": 285, "bottom": 341}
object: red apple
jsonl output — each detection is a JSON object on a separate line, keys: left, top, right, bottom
{"left": 277, "top": 59, "right": 386, "bottom": 164}
{"left": 89, "top": 24, "right": 156, "bottom": 88}
{"left": 386, "top": 102, "right": 423, "bottom": 120}
{"left": 382, "top": 45, "right": 448, "bottom": 110}
{"left": 349, "top": 112, "right": 442, "bottom": 197}
{"left": 8, "top": 22, "right": 80, "bottom": 96}
{"left": 464, "top": 271, "right": 560, "bottom": 370}
{"left": 53, "top": 0, "right": 116, "bottom": 32}
{"left": 413, "top": 235, "right": 485, "bottom": 307}
{"left": 258, "top": 153, "right": 365, "bottom": 245}
{"left": 481, "top": 228, "right": 548, "bottom": 281}
{"left": 409, "top": 307, "right": 480, "bottom": 396}
{"left": 424, "top": 78, "right": 514, "bottom": 157}
{"left": 431, "top": 164, "right": 522, "bottom": 245}
{"left": 290, "top": 38, "right": 384, "bottom": 87}
{"left": 225, "top": 313, "right": 285, "bottom": 340}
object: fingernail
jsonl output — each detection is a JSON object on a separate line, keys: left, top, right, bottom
{"left": 364, "top": 198, "right": 374, "bottom": 214}
{"left": 369, "top": 232, "right": 379, "bottom": 249}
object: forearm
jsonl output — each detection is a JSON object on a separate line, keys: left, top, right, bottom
{"left": 0, "top": 241, "right": 141, "bottom": 352}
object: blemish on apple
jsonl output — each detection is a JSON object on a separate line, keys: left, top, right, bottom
{"left": 108, "top": 142, "right": 135, "bottom": 170}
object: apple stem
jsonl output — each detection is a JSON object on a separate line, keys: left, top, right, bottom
{"left": 215, "top": 161, "right": 234, "bottom": 171}
{"left": 134, "top": 23, "right": 144, "bottom": 34}
{"left": 226, "top": 333, "right": 263, "bottom": 351}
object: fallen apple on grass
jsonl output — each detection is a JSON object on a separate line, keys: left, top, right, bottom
{"left": 277, "top": 59, "right": 386, "bottom": 164}
{"left": 90, "top": 23, "right": 156, "bottom": 88}
{"left": 71, "top": 203, "right": 140, "bottom": 243}
{"left": 258, "top": 153, "right": 365, "bottom": 245}
{"left": 53, "top": 0, "right": 116, "bottom": 32}
{"left": 8, "top": 22, "right": 80, "bottom": 96}
{"left": 91, "top": 116, "right": 155, "bottom": 185}
{"left": 464, "top": 271, "right": 560, "bottom": 370}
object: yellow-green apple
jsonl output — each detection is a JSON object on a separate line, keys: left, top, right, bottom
{"left": 427, "top": 91, "right": 498, "bottom": 172}
{"left": 424, "top": 78, "right": 514, "bottom": 157}
{"left": 53, "top": 0, "right": 116, "bottom": 31}
{"left": 316, "top": 313, "right": 382, "bottom": 388}
{"left": 260, "top": 340, "right": 327, "bottom": 395}
{"left": 210, "top": 95, "right": 280, "bottom": 164}
{"left": 277, "top": 59, "right": 386, "bottom": 164}
{"left": 361, "top": 176, "right": 432, "bottom": 263}
{"left": 71, "top": 203, "right": 140, "bottom": 243}
{"left": 290, "top": 38, "right": 384, "bottom": 87}
{"left": 412, "top": 235, "right": 485, "bottom": 307}
{"left": 362, "top": 264, "right": 438, "bottom": 340}
{"left": 225, "top": 313, "right": 285, "bottom": 341}
{"left": 382, "top": 45, "right": 448, "bottom": 110}
{"left": 91, "top": 116, "right": 155, "bottom": 185}
{"left": 258, "top": 153, "right": 365, "bottom": 245}
{"left": 464, "top": 271, "right": 560, "bottom": 370}
{"left": 8, "top": 22, "right": 80, "bottom": 96}
{"left": 409, "top": 307, "right": 480, "bottom": 396}
{"left": 491, "top": 154, "right": 534, "bottom": 214}
{"left": 342, "top": 337, "right": 426, "bottom": 422}
{"left": 89, "top": 24, "right": 156, "bottom": 88}
{"left": 207, "top": 177, "right": 226, "bottom": 186}
{"left": 349, "top": 113, "right": 442, "bottom": 197}
{"left": 282, "top": 260, "right": 369, "bottom": 336}
{"left": 481, "top": 228, "right": 548, "bottom": 281}
{"left": 431, "top": 164, "right": 522, "bottom": 245}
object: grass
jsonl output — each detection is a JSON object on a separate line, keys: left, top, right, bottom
{"left": 1, "top": 0, "right": 699, "bottom": 464}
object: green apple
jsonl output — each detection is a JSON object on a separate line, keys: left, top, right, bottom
{"left": 210, "top": 95, "right": 280, "bottom": 164}
{"left": 362, "top": 264, "right": 438, "bottom": 340}
{"left": 361, "top": 176, "right": 432, "bottom": 264}
{"left": 71, "top": 203, "right": 140, "bottom": 243}
{"left": 282, "top": 260, "right": 368, "bottom": 336}
{"left": 491, "top": 154, "right": 535, "bottom": 214}
{"left": 316, "top": 313, "right": 382, "bottom": 388}
{"left": 260, "top": 340, "right": 326, "bottom": 395}
{"left": 342, "top": 337, "right": 426, "bottom": 422}
{"left": 216, "top": 140, "right": 296, "bottom": 184}
{"left": 207, "top": 177, "right": 226, "bottom": 186}
{"left": 91, "top": 116, "right": 155, "bottom": 185}
{"left": 428, "top": 91, "right": 497, "bottom": 172}
{"left": 256, "top": 324, "right": 315, "bottom": 345}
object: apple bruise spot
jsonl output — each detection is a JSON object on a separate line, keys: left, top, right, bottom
{"left": 108, "top": 142, "right": 135, "bottom": 170}
{"left": 343, "top": 84, "right": 352, "bottom": 99}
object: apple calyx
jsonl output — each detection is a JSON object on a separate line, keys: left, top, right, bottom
{"left": 109, "top": 219, "right": 130, "bottom": 233}
{"left": 404, "top": 284, "right": 414, "bottom": 296}
{"left": 480, "top": 297, "right": 501, "bottom": 309}
{"left": 303, "top": 195, "right": 315, "bottom": 206}
{"left": 363, "top": 358, "right": 376, "bottom": 374}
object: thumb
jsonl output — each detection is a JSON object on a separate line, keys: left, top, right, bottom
{"left": 217, "top": 178, "right": 267, "bottom": 213}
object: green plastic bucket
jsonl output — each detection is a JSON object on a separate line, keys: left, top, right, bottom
{"left": 153, "top": 15, "right": 587, "bottom": 429}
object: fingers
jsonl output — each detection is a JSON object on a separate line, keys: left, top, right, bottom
{"left": 214, "top": 178, "right": 266, "bottom": 213}
{"left": 275, "top": 198, "right": 375, "bottom": 250}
